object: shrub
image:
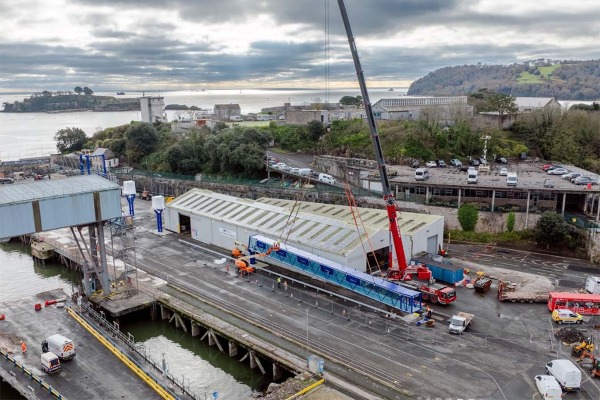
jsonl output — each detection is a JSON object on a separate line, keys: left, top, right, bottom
{"left": 457, "top": 203, "right": 478, "bottom": 232}
{"left": 507, "top": 211, "right": 515, "bottom": 232}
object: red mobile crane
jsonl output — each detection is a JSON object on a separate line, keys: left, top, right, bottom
{"left": 337, "top": 1, "right": 456, "bottom": 305}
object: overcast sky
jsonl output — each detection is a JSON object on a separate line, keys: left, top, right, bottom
{"left": 2, "top": 0, "right": 600, "bottom": 92}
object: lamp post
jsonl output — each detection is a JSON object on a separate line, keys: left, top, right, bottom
{"left": 306, "top": 308, "right": 310, "bottom": 356}
{"left": 123, "top": 180, "right": 136, "bottom": 216}
{"left": 152, "top": 195, "right": 165, "bottom": 233}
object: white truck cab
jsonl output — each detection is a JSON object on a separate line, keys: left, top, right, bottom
{"left": 545, "top": 359, "right": 581, "bottom": 391}
{"left": 40, "top": 352, "right": 61, "bottom": 374}
{"left": 318, "top": 173, "right": 336, "bottom": 185}
{"left": 42, "top": 334, "right": 76, "bottom": 361}
{"left": 467, "top": 168, "right": 478, "bottom": 184}
{"left": 506, "top": 172, "right": 518, "bottom": 186}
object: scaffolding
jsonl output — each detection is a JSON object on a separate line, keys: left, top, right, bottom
{"left": 106, "top": 215, "right": 139, "bottom": 298}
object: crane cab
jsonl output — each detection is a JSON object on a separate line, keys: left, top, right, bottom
{"left": 235, "top": 258, "right": 255, "bottom": 274}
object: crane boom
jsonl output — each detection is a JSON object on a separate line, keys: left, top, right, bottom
{"left": 337, "top": 0, "right": 408, "bottom": 274}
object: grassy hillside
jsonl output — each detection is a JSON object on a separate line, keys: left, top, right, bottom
{"left": 409, "top": 60, "right": 600, "bottom": 99}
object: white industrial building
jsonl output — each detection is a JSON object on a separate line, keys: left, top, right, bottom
{"left": 164, "top": 189, "right": 444, "bottom": 272}
{"left": 140, "top": 96, "right": 167, "bottom": 123}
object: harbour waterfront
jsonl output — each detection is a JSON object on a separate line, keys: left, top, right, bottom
{"left": 0, "top": 88, "right": 407, "bottom": 158}
{"left": 0, "top": 242, "right": 271, "bottom": 398}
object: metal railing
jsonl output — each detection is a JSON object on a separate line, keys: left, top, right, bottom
{"left": 77, "top": 302, "right": 200, "bottom": 400}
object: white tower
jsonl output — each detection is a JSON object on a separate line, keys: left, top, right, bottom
{"left": 140, "top": 96, "right": 167, "bottom": 123}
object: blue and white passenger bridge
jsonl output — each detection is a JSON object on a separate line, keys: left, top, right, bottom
{"left": 248, "top": 235, "right": 422, "bottom": 313}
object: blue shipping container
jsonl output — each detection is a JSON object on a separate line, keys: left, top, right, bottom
{"left": 411, "top": 257, "right": 463, "bottom": 284}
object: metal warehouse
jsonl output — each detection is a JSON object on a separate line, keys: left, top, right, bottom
{"left": 164, "top": 189, "right": 444, "bottom": 272}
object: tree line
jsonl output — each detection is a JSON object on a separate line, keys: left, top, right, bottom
{"left": 409, "top": 59, "right": 600, "bottom": 100}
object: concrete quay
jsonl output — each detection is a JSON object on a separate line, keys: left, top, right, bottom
{"left": 16, "top": 195, "right": 600, "bottom": 399}
{"left": 0, "top": 294, "right": 164, "bottom": 400}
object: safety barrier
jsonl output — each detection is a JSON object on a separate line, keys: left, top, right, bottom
{"left": 0, "top": 347, "right": 67, "bottom": 399}
{"left": 66, "top": 307, "right": 177, "bottom": 400}
{"left": 78, "top": 302, "right": 200, "bottom": 399}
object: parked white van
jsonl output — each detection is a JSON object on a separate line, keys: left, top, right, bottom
{"left": 545, "top": 359, "right": 581, "bottom": 391}
{"left": 318, "top": 173, "right": 336, "bottom": 185}
{"left": 467, "top": 168, "right": 478, "bottom": 184}
{"left": 414, "top": 168, "right": 430, "bottom": 181}
{"left": 299, "top": 168, "right": 314, "bottom": 177}
{"left": 534, "top": 375, "right": 563, "bottom": 400}
{"left": 506, "top": 172, "right": 518, "bottom": 186}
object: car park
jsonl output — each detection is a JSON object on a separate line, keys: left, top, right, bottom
{"left": 469, "top": 159, "right": 480, "bottom": 167}
{"left": 426, "top": 161, "right": 437, "bottom": 168}
{"left": 499, "top": 168, "right": 508, "bottom": 176}
{"left": 563, "top": 172, "right": 581, "bottom": 180}
{"left": 449, "top": 159, "right": 462, "bottom": 167}
{"left": 272, "top": 163, "right": 286, "bottom": 169}
{"left": 409, "top": 160, "right": 420, "bottom": 168}
{"left": 542, "top": 164, "right": 557, "bottom": 171}
{"left": 496, "top": 157, "right": 508, "bottom": 164}
{"left": 437, "top": 160, "right": 447, "bottom": 168}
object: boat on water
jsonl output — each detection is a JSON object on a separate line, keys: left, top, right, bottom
{"left": 116, "top": 91, "right": 125, "bottom": 95}
{"left": 388, "top": 88, "right": 394, "bottom": 91}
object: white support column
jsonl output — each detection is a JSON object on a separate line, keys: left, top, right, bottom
{"left": 457, "top": 188, "right": 462, "bottom": 208}
{"left": 191, "top": 322, "right": 200, "bottom": 337}
{"left": 425, "top": 186, "right": 430, "bottom": 205}
{"left": 562, "top": 193, "right": 567, "bottom": 216}
{"left": 491, "top": 190, "right": 496, "bottom": 213}
{"left": 525, "top": 191, "right": 531, "bottom": 229}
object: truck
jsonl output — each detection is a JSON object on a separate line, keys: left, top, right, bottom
{"left": 497, "top": 281, "right": 548, "bottom": 303}
{"left": 399, "top": 280, "right": 456, "bottom": 305}
{"left": 40, "top": 352, "right": 61, "bottom": 374}
{"left": 586, "top": 276, "right": 600, "bottom": 294}
{"left": 42, "top": 334, "right": 76, "bottom": 361}
{"left": 448, "top": 312, "right": 474, "bottom": 334}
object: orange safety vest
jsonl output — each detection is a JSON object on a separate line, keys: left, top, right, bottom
{"left": 21, "top": 341, "right": 27, "bottom": 353}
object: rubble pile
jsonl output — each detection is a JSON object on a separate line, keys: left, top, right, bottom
{"left": 554, "top": 327, "right": 585, "bottom": 344}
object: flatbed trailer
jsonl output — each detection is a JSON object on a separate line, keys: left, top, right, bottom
{"left": 497, "top": 281, "right": 548, "bottom": 303}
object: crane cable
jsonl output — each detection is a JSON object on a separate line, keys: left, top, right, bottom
{"left": 344, "top": 184, "right": 383, "bottom": 277}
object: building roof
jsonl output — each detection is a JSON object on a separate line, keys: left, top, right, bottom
{"left": 167, "top": 189, "right": 441, "bottom": 256}
{"left": 91, "top": 148, "right": 110, "bottom": 156}
{"left": 514, "top": 97, "right": 556, "bottom": 108}
{"left": 0, "top": 174, "right": 119, "bottom": 205}
{"left": 256, "top": 198, "right": 441, "bottom": 234}
{"left": 214, "top": 104, "right": 241, "bottom": 110}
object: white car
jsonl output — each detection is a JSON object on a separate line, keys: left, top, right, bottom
{"left": 548, "top": 167, "right": 568, "bottom": 175}
{"left": 426, "top": 161, "right": 437, "bottom": 168}
{"left": 499, "top": 167, "right": 508, "bottom": 176}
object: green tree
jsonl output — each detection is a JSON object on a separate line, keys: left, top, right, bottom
{"left": 74, "top": 86, "right": 83, "bottom": 95}
{"left": 126, "top": 123, "right": 159, "bottom": 163}
{"left": 533, "top": 211, "right": 569, "bottom": 249}
{"left": 339, "top": 95, "right": 363, "bottom": 106}
{"left": 54, "top": 127, "right": 87, "bottom": 153}
{"left": 506, "top": 211, "right": 515, "bottom": 232}
{"left": 83, "top": 87, "right": 94, "bottom": 95}
{"left": 485, "top": 93, "right": 517, "bottom": 126}
{"left": 457, "top": 203, "right": 478, "bottom": 232}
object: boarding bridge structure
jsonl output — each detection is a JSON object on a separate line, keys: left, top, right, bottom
{"left": 0, "top": 175, "right": 123, "bottom": 296}
{"left": 248, "top": 234, "right": 422, "bottom": 313}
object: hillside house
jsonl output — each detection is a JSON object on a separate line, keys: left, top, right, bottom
{"left": 514, "top": 97, "right": 561, "bottom": 113}
{"left": 214, "top": 104, "right": 241, "bottom": 121}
